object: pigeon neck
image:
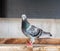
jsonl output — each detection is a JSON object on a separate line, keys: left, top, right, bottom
{"left": 22, "top": 19, "right": 30, "bottom": 29}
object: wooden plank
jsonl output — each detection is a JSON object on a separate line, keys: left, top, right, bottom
{"left": 0, "top": 38, "right": 30, "bottom": 44}
{"left": 35, "top": 38, "right": 60, "bottom": 44}
{"left": 0, "top": 45, "right": 60, "bottom": 51}
{"left": 0, "top": 45, "right": 33, "bottom": 51}
{"left": 0, "top": 38, "right": 60, "bottom": 44}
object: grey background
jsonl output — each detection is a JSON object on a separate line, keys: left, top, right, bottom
{"left": 1, "top": 0, "right": 60, "bottom": 18}
{"left": 0, "top": 0, "right": 2, "bottom": 17}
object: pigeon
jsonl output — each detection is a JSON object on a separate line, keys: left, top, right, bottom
{"left": 21, "top": 14, "right": 52, "bottom": 46}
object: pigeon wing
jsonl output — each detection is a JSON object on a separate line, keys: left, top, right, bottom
{"left": 26, "top": 25, "right": 41, "bottom": 37}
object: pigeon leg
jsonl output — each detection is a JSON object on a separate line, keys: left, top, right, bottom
{"left": 26, "top": 37, "right": 35, "bottom": 47}
{"left": 26, "top": 37, "right": 34, "bottom": 47}
{"left": 43, "top": 31, "right": 52, "bottom": 36}
{"left": 26, "top": 41, "right": 33, "bottom": 47}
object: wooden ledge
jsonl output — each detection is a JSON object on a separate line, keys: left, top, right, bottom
{"left": 35, "top": 38, "right": 60, "bottom": 44}
{"left": 0, "top": 38, "right": 60, "bottom": 44}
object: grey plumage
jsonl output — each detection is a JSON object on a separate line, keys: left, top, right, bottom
{"left": 21, "top": 14, "right": 52, "bottom": 43}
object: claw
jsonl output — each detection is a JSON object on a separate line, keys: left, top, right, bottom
{"left": 26, "top": 41, "right": 33, "bottom": 47}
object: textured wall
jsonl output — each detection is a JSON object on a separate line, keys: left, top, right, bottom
{"left": 2, "top": 0, "right": 60, "bottom": 18}
{"left": 0, "top": 18, "right": 60, "bottom": 38}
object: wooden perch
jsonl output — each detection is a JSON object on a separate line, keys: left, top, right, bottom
{"left": 0, "top": 38, "right": 30, "bottom": 44}
{"left": 35, "top": 38, "right": 60, "bottom": 44}
{"left": 0, "top": 38, "right": 60, "bottom": 44}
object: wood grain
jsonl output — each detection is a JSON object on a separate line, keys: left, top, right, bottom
{"left": 35, "top": 38, "right": 60, "bottom": 44}
{"left": 0, "top": 38, "right": 60, "bottom": 44}
{"left": 0, "top": 45, "right": 60, "bottom": 51}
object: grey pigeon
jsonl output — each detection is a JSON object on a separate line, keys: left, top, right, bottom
{"left": 21, "top": 14, "right": 52, "bottom": 43}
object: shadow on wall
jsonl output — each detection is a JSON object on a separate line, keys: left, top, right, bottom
{"left": 0, "top": 0, "right": 2, "bottom": 17}
{"left": 0, "top": 0, "right": 7, "bottom": 17}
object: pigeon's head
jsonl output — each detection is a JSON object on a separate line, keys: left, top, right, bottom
{"left": 21, "top": 14, "right": 27, "bottom": 20}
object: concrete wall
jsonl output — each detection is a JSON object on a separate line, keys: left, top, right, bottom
{"left": 0, "top": 18, "right": 60, "bottom": 38}
{"left": 1, "top": 0, "right": 60, "bottom": 18}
